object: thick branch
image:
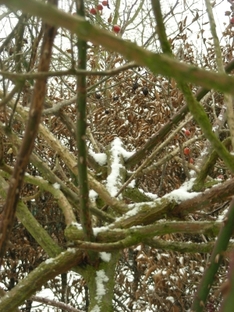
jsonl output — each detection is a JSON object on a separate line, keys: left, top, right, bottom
{"left": 0, "top": 248, "right": 83, "bottom": 312}
{"left": 65, "top": 220, "right": 221, "bottom": 246}
{"left": 173, "top": 178, "right": 234, "bottom": 218}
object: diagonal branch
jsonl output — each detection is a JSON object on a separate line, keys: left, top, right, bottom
{"left": 2, "top": 0, "right": 234, "bottom": 95}
{"left": 191, "top": 198, "right": 234, "bottom": 311}
{"left": 0, "top": 248, "right": 83, "bottom": 312}
{"left": 151, "top": 0, "right": 234, "bottom": 174}
{"left": 0, "top": 2, "right": 58, "bottom": 262}
{"left": 126, "top": 59, "right": 234, "bottom": 167}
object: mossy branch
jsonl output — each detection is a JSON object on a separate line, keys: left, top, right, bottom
{"left": 0, "top": 176, "right": 62, "bottom": 258}
{"left": 66, "top": 220, "right": 221, "bottom": 246}
{"left": 192, "top": 137, "right": 231, "bottom": 191}
{"left": 183, "top": 88, "right": 234, "bottom": 172}
{"left": 0, "top": 169, "right": 76, "bottom": 225}
{"left": 0, "top": 248, "right": 83, "bottom": 312}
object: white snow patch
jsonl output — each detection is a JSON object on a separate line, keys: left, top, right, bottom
{"left": 91, "top": 305, "right": 100, "bottom": 312}
{"left": 179, "top": 268, "right": 186, "bottom": 275}
{"left": 128, "top": 178, "right": 136, "bottom": 188}
{"left": 218, "top": 209, "right": 229, "bottom": 221}
{"left": 166, "top": 296, "right": 175, "bottom": 303}
{"left": 52, "top": 182, "right": 60, "bottom": 189}
{"left": 126, "top": 272, "right": 134, "bottom": 282}
{"left": 93, "top": 226, "right": 110, "bottom": 236}
{"left": 106, "top": 139, "right": 124, "bottom": 197}
{"left": 36, "top": 288, "right": 54, "bottom": 299}
{"left": 67, "top": 248, "right": 76, "bottom": 253}
{"left": 89, "top": 189, "right": 98, "bottom": 202}
{"left": 124, "top": 204, "right": 142, "bottom": 217}
{"left": 45, "top": 258, "right": 54, "bottom": 264}
{"left": 164, "top": 178, "right": 197, "bottom": 203}
{"left": 89, "top": 149, "right": 107, "bottom": 166}
{"left": 139, "top": 188, "right": 158, "bottom": 200}
{"left": 135, "top": 245, "right": 142, "bottom": 251}
{"left": 95, "top": 270, "right": 109, "bottom": 300}
{"left": 71, "top": 222, "right": 83, "bottom": 230}
{"left": 106, "top": 138, "right": 134, "bottom": 197}
{"left": 35, "top": 176, "right": 43, "bottom": 179}
{"left": 99, "top": 252, "right": 111, "bottom": 262}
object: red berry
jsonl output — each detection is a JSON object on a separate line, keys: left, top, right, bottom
{"left": 113, "top": 25, "right": 121, "bottom": 33}
{"left": 102, "top": 1, "right": 108, "bottom": 6}
{"left": 90, "top": 8, "right": 97, "bottom": 15}
{"left": 97, "top": 4, "right": 103, "bottom": 10}
{"left": 184, "top": 129, "right": 191, "bottom": 136}
{"left": 189, "top": 158, "right": 194, "bottom": 164}
{"left": 183, "top": 147, "right": 190, "bottom": 156}
{"left": 230, "top": 17, "right": 234, "bottom": 24}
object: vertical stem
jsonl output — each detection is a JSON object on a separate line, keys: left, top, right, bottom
{"left": 76, "top": 0, "right": 97, "bottom": 262}
{"left": 151, "top": 0, "right": 172, "bottom": 55}
{"left": 205, "top": 0, "right": 234, "bottom": 150}
{"left": 83, "top": 251, "right": 120, "bottom": 312}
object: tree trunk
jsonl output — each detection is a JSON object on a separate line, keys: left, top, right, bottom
{"left": 83, "top": 251, "right": 120, "bottom": 312}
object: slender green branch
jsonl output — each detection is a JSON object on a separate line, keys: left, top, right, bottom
{"left": 205, "top": 0, "right": 223, "bottom": 71}
{"left": 205, "top": 0, "right": 234, "bottom": 150}
{"left": 152, "top": 0, "right": 234, "bottom": 174}
{"left": 151, "top": 0, "right": 172, "bottom": 55}
{"left": 0, "top": 169, "right": 76, "bottom": 224}
{"left": 76, "top": 0, "right": 96, "bottom": 264}
{"left": 113, "top": 0, "right": 120, "bottom": 25}
{"left": 220, "top": 250, "right": 234, "bottom": 311}
{"left": 192, "top": 137, "right": 231, "bottom": 191}
{"left": 191, "top": 198, "right": 234, "bottom": 311}
{"left": 144, "top": 238, "right": 234, "bottom": 254}
{"left": 183, "top": 88, "right": 234, "bottom": 172}
{"left": 2, "top": 0, "right": 234, "bottom": 95}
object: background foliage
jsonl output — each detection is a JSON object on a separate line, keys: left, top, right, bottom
{"left": 0, "top": 0, "right": 234, "bottom": 311}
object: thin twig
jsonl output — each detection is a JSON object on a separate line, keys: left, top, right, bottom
{"left": 31, "top": 295, "right": 81, "bottom": 312}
